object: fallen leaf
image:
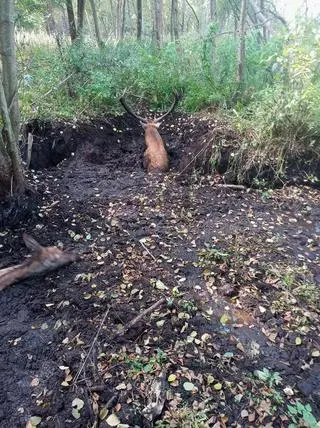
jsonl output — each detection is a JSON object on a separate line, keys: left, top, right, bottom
{"left": 168, "top": 374, "right": 177, "bottom": 383}
{"left": 183, "top": 382, "right": 197, "bottom": 392}
{"left": 106, "top": 413, "right": 120, "bottom": 426}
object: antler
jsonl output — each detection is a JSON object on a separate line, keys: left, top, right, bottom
{"left": 120, "top": 97, "right": 148, "bottom": 123}
{"left": 154, "top": 92, "right": 179, "bottom": 122}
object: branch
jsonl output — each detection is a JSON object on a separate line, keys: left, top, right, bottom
{"left": 118, "top": 298, "right": 166, "bottom": 335}
{"left": 184, "top": 0, "right": 199, "bottom": 30}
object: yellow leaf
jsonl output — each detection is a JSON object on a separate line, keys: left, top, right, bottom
{"left": 295, "top": 337, "right": 302, "bottom": 345}
{"left": 220, "top": 314, "right": 229, "bottom": 326}
{"left": 213, "top": 382, "right": 222, "bottom": 391}
{"left": 168, "top": 374, "right": 177, "bottom": 383}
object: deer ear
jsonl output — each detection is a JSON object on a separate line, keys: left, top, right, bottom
{"left": 22, "top": 233, "right": 43, "bottom": 253}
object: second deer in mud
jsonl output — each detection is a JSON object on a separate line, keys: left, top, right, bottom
{"left": 120, "top": 93, "right": 179, "bottom": 173}
{"left": 0, "top": 233, "right": 78, "bottom": 291}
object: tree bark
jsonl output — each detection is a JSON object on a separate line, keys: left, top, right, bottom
{"left": 116, "top": 0, "right": 126, "bottom": 40}
{"left": 260, "top": 0, "right": 267, "bottom": 41}
{"left": 171, "top": 0, "right": 179, "bottom": 41}
{"left": 232, "top": 0, "right": 246, "bottom": 102}
{"left": 77, "top": 0, "right": 85, "bottom": 40}
{"left": 44, "top": 2, "right": 57, "bottom": 36}
{"left": 89, "top": 0, "right": 104, "bottom": 47}
{"left": 66, "top": 0, "right": 77, "bottom": 42}
{"left": 137, "top": 0, "right": 142, "bottom": 41}
{"left": 154, "top": 0, "right": 163, "bottom": 47}
{"left": 0, "top": 74, "right": 24, "bottom": 196}
{"left": 0, "top": 0, "right": 20, "bottom": 142}
{"left": 209, "top": 0, "right": 217, "bottom": 23}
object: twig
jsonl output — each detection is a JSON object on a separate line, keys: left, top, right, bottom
{"left": 73, "top": 307, "right": 110, "bottom": 385}
{"left": 42, "top": 73, "right": 75, "bottom": 98}
{"left": 118, "top": 298, "right": 166, "bottom": 335}
{"left": 215, "top": 184, "right": 248, "bottom": 191}
{"left": 139, "top": 239, "right": 157, "bottom": 262}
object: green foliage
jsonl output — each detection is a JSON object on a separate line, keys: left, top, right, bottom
{"left": 234, "top": 19, "right": 320, "bottom": 160}
{"left": 287, "top": 401, "right": 319, "bottom": 428}
{"left": 18, "top": 18, "right": 320, "bottom": 172}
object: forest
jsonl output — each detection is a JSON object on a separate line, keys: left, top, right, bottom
{"left": 0, "top": 0, "right": 319, "bottom": 427}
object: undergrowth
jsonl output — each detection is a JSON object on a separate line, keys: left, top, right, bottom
{"left": 18, "top": 19, "right": 320, "bottom": 181}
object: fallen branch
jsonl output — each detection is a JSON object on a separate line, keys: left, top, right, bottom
{"left": 118, "top": 297, "right": 166, "bottom": 335}
{"left": 215, "top": 184, "right": 248, "bottom": 191}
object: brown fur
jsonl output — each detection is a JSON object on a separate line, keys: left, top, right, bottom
{"left": 0, "top": 234, "right": 78, "bottom": 291}
{"left": 142, "top": 121, "right": 169, "bottom": 173}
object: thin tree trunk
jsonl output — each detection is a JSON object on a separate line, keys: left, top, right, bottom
{"left": 0, "top": 0, "right": 20, "bottom": 142}
{"left": 185, "top": 0, "right": 200, "bottom": 32}
{"left": 121, "top": 0, "right": 126, "bottom": 39}
{"left": 77, "top": 0, "right": 85, "bottom": 40}
{"left": 137, "top": 0, "right": 142, "bottom": 40}
{"left": 89, "top": 0, "right": 104, "bottom": 47}
{"left": 66, "top": 0, "right": 77, "bottom": 42}
{"left": 232, "top": 0, "right": 247, "bottom": 102}
{"left": 209, "top": 0, "right": 217, "bottom": 23}
{"left": 44, "top": 2, "right": 57, "bottom": 36}
{"left": 116, "top": 0, "right": 125, "bottom": 40}
{"left": 260, "top": 0, "right": 267, "bottom": 41}
{"left": 181, "top": 0, "right": 186, "bottom": 34}
{"left": 154, "top": 0, "right": 163, "bottom": 47}
{"left": 0, "top": 75, "right": 24, "bottom": 195}
{"left": 171, "top": 0, "right": 179, "bottom": 41}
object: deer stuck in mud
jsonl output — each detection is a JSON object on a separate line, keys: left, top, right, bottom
{"left": 120, "top": 93, "right": 179, "bottom": 173}
{"left": 0, "top": 233, "right": 78, "bottom": 291}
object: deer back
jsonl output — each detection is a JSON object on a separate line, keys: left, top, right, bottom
{"left": 143, "top": 122, "right": 169, "bottom": 172}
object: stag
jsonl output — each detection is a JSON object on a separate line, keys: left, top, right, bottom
{"left": 0, "top": 233, "right": 78, "bottom": 291}
{"left": 120, "top": 93, "right": 179, "bottom": 173}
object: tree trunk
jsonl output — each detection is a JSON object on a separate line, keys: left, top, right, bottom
{"left": 154, "top": 0, "right": 163, "bottom": 47}
{"left": 260, "top": 0, "right": 267, "bottom": 41}
{"left": 137, "top": 0, "right": 142, "bottom": 40}
{"left": 121, "top": 0, "right": 126, "bottom": 39}
{"left": 170, "top": 0, "right": 179, "bottom": 41}
{"left": 232, "top": 0, "right": 246, "bottom": 102}
{"left": 181, "top": 0, "right": 186, "bottom": 34}
{"left": 89, "top": 0, "right": 104, "bottom": 47}
{"left": 44, "top": 2, "right": 57, "bottom": 36}
{"left": 77, "top": 0, "right": 85, "bottom": 40}
{"left": 116, "top": 0, "right": 126, "bottom": 40}
{"left": 66, "top": 0, "right": 77, "bottom": 42}
{"left": 0, "top": 75, "right": 24, "bottom": 197}
{"left": 0, "top": 0, "right": 20, "bottom": 142}
{"left": 209, "top": 0, "right": 217, "bottom": 23}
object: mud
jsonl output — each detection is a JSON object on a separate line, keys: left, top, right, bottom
{"left": 0, "top": 113, "right": 319, "bottom": 427}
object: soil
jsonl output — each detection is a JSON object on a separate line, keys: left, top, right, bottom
{"left": 0, "top": 113, "right": 319, "bottom": 428}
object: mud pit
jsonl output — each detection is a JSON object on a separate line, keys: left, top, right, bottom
{"left": 0, "top": 113, "right": 319, "bottom": 427}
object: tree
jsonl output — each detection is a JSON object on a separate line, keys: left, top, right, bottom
{"left": 0, "top": 0, "right": 25, "bottom": 199}
{"left": 209, "top": 0, "right": 217, "bottom": 23}
{"left": 171, "top": 0, "right": 179, "bottom": 41}
{"left": 77, "top": 0, "right": 85, "bottom": 40}
{"left": 154, "top": 0, "right": 163, "bottom": 47}
{"left": 232, "top": 0, "right": 247, "bottom": 102}
{"left": 66, "top": 0, "right": 77, "bottom": 41}
{"left": 137, "top": 0, "right": 142, "bottom": 41}
{"left": 89, "top": 0, "right": 103, "bottom": 47}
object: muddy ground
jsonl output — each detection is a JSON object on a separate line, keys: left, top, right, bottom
{"left": 0, "top": 113, "right": 319, "bottom": 428}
